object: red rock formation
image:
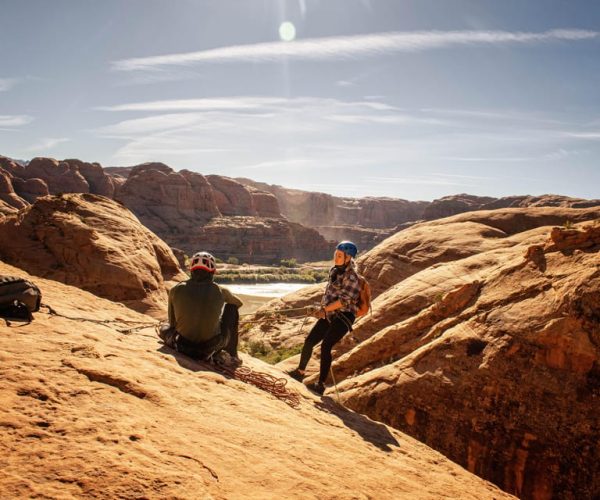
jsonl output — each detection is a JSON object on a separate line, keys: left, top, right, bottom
{"left": 11, "top": 177, "right": 49, "bottom": 203}
{"left": 422, "top": 194, "right": 497, "bottom": 220}
{"left": 238, "top": 180, "right": 600, "bottom": 252}
{"left": 112, "top": 164, "right": 327, "bottom": 263}
{"left": 65, "top": 158, "right": 115, "bottom": 198}
{"left": 0, "top": 167, "right": 27, "bottom": 214}
{"left": 0, "top": 155, "right": 26, "bottom": 177}
{"left": 24, "top": 157, "right": 90, "bottom": 194}
{"left": 0, "top": 193, "right": 186, "bottom": 316}
{"left": 115, "top": 163, "right": 221, "bottom": 236}
{"left": 206, "top": 175, "right": 257, "bottom": 216}
{"left": 0, "top": 259, "right": 513, "bottom": 500}
{"left": 247, "top": 186, "right": 281, "bottom": 217}
{"left": 244, "top": 207, "right": 600, "bottom": 352}
{"left": 332, "top": 221, "right": 600, "bottom": 499}
{"left": 238, "top": 178, "right": 428, "bottom": 229}
{"left": 176, "top": 216, "right": 330, "bottom": 265}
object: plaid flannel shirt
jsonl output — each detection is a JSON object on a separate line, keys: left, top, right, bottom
{"left": 322, "top": 262, "right": 361, "bottom": 317}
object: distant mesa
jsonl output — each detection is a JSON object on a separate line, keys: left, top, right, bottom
{"left": 0, "top": 156, "right": 331, "bottom": 264}
{"left": 1, "top": 154, "right": 600, "bottom": 264}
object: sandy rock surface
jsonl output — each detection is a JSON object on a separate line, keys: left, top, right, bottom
{"left": 244, "top": 207, "right": 600, "bottom": 350}
{"left": 0, "top": 261, "right": 513, "bottom": 500}
{"left": 242, "top": 208, "right": 600, "bottom": 499}
{"left": 330, "top": 221, "right": 600, "bottom": 499}
{"left": 0, "top": 193, "right": 185, "bottom": 316}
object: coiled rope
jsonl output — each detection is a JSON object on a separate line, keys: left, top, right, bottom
{"left": 215, "top": 362, "right": 301, "bottom": 409}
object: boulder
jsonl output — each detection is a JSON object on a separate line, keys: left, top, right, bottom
{"left": 0, "top": 193, "right": 186, "bottom": 316}
{"left": 333, "top": 220, "right": 600, "bottom": 499}
{"left": 0, "top": 167, "right": 28, "bottom": 214}
{"left": 11, "top": 177, "right": 49, "bottom": 203}
{"left": 0, "top": 155, "right": 26, "bottom": 177}
{"left": 65, "top": 159, "right": 115, "bottom": 198}
{"left": 23, "top": 157, "right": 89, "bottom": 194}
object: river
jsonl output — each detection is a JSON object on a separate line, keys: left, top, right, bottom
{"left": 225, "top": 282, "right": 310, "bottom": 298}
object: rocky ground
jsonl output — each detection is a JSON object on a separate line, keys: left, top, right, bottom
{"left": 0, "top": 193, "right": 186, "bottom": 317}
{"left": 0, "top": 260, "right": 513, "bottom": 500}
{"left": 244, "top": 207, "right": 600, "bottom": 499}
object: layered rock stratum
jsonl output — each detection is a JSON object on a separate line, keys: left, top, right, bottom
{"left": 0, "top": 157, "right": 330, "bottom": 264}
{"left": 0, "top": 260, "right": 513, "bottom": 499}
{"left": 237, "top": 179, "right": 600, "bottom": 251}
{"left": 2, "top": 154, "right": 600, "bottom": 261}
{"left": 0, "top": 193, "right": 185, "bottom": 316}
{"left": 244, "top": 207, "right": 600, "bottom": 500}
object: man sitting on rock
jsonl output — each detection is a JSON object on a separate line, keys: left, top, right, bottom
{"left": 159, "top": 251, "right": 243, "bottom": 364}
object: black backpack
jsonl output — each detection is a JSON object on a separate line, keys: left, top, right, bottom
{"left": 0, "top": 276, "right": 42, "bottom": 322}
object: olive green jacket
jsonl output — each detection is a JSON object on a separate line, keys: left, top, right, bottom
{"left": 168, "top": 273, "right": 242, "bottom": 344}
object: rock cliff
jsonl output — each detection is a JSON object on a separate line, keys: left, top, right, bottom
{"left": 0, "top": 157, "right": 330, "bottom": 264}
{"left": 244, "top": 207, "right": 600, "bottom": 499}
{"left": 333, "top": 220, "right": 600, "bottom": 500}
{"left": 0, "top": 193, "right": 186, "bottom": 316}
{"left": 237, "top": 179, "right": 600, "bottom": 252}
{"left": 0, "top": 259, "right": 513, "bottom": 500}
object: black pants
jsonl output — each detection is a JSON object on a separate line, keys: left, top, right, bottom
{"left": 298, "top": 312, "right": 355, "bottom": 384}
{"left": 171, "top": 304, "right": 240, "bottom": 360}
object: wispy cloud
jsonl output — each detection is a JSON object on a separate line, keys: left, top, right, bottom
{"left": 563, "top": 131, "right": 600, "bottom": 140}
{"left": 28, "top": 137, "right": 71, "bottom": 152}
{"left": 0, "top": 78, "right": 18, "bottom": 92}
{"left": 0, "top": 114, "right": 34, "bottom": 128}
{"left": 366, "top": 175, "right": 478, "bottom": 187}
{"left": 96, "top": 96, "right": 397, "bottom": 113}
{"left": 440, "top": 155, "right": 535, "bottom": 162}
{"left": 112, "top": 29, "right": 599, "bottom": 72}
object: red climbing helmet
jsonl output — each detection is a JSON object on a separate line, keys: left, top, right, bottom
{"left": 190, "top": 251, "right": 216, "bottom": 273}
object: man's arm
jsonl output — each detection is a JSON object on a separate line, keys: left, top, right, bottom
{"left": 221, "top": 286, "right": 243, "bottom": 308}
{"left": 168, "top": 288, "right": 176, "bottom": 327}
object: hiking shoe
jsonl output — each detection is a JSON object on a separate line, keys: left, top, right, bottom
{"left": 212, "top": 350, "right": 240, "bottom": 367}
{"left": 306, "top": 381, "right": 325, "bottom": 395}
{"left": 158, "top": 325, "right": 178, "bottom": 348}
{"left": 287, "top": 369, "right": 305, "bottom": 382}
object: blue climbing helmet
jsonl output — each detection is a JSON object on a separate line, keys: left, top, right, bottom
{"left": 336, "top": 240, "right": 358, "bottom": 258}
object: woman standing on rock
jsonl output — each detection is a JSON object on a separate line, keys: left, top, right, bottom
{"left": 288, "top": 241, "right": 361, "bottom": 395}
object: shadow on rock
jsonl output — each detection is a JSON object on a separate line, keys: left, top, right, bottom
{"left": 157, "top": 345, "right": 235, "bottom": 379}
{"left": 316, "top": 397, "right": 399, "bottom": 452}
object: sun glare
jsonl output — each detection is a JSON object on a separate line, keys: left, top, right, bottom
{"left": 279, "top": 21, "right": 296, "bottom": 42}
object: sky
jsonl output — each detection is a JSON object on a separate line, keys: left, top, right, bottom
{"left": 1, "top": 0, "right": 600, "bottom": 200}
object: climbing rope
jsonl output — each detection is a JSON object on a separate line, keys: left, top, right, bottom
{"left": 239, "top": 305, "right": 315, "bottom": 317}
{"left": 40, "top": 304, "right": 158, "bottom": 334}
{"left": 215, "top": 362, "right": 301, "bottom": 409}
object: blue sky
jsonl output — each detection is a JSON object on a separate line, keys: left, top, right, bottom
{"left": 1, "top": 0, "right": 600, "bottom": 200}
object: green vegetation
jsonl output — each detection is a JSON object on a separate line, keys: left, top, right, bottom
{"left": 279, "top": 258, "right": 297, "bottom": 268}
{"left": 241, "top": 340, "right": 303, "bottom": 364}
{"left": 215, "top": 265, "right": 328, "bottom": 284}
{"left": 227, "top": 256, "right": 240, "bottom": 265}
